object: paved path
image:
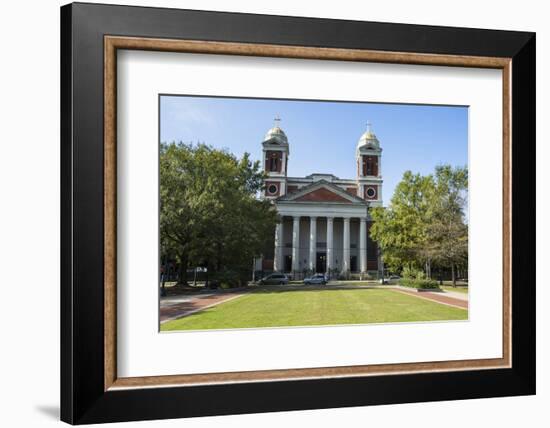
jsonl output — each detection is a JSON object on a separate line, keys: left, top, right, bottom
{"left": 392, "top": 287, "right": 468, "bottom": 310}
{"left": 440, "top": 289, "right": 468, "bottom": 301}
{"left": 160, "top": 291, "right": 248, "bottom": 323}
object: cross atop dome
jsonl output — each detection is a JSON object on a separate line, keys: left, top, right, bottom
{"left": 363, "top": 120, "right": 377, "bottom": 139}
{"left": 262, "top": 116, "right": 289, "bottom": 149}
{"left": 356, "top": 120, "right": 381, "bottom": 154}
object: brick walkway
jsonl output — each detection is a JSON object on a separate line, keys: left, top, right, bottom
{"left": 160, "top": 291, "right": 247, "bottom": 323}
{"left": 392, "top": 287, "right": 468, "bottom": 310}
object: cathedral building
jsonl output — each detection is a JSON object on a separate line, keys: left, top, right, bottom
{"left": 260, "top": 118, "right": 383, "bottom": 277}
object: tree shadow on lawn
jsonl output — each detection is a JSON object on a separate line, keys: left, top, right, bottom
{"left": 160, "top": 293, "right": 244, "bottom": 321}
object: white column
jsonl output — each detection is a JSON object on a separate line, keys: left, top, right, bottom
{"left": 292, "top": 216, "right": 300, "bottom": 273}
{"left": 360, "top": 218, "right": 367, "bottom": 273}
{"left": 343, "top": 217, "right": 351, "bottom": 273}
{"left": 326, "top": 217, "right": 334, "bottom": 274}
{"left": 273, "top": 221, "right": 284, "bottom": 272}
{"left": 309, "top": 216, "right": 317, "bottom": 271}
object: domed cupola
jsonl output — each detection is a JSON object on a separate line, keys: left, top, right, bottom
{"left": 357, "top": 121, "right": 380, "bottom": 151}
{"left": 263, "top": 120, "right": 289, "bottom": 146}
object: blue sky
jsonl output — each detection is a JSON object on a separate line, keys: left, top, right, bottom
{"left": 160, "top": 95, "right": 468, "bottom": 205}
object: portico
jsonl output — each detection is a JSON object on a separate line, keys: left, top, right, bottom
{"left": 271, "top": 179, "right": 376, "bottom": 276}
{"left": 274, "top": 214, "right": 374, "bottom": 276}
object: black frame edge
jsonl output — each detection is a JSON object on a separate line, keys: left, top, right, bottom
{"left": 60, "top": 3, "right": 536, "bottom": 424}
{"left": 60, "top": 3, "right": 74, "bottom": 425}
{"left": 71, "top": 1, "right": 534, "bottom": 57}
{"left": 510, "top": 33, "right": 536, "bottom": 393}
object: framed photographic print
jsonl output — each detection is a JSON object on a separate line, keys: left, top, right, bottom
{"left": 60, "top": 2, "right": 535, "bottom": 424}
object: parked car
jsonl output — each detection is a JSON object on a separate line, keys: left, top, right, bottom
{"left": 382, "top": 275, "right": 400, "bottom": 284}
{"left": 303, "top": 273, "right": 327, "bottom": 285}
{"left": 258, "top": 273, "right": 289, "bottom": 285}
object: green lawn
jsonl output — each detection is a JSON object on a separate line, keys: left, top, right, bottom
{"left": 161, "top": 288, "right": 468, "bottom": 331}
{"left": 441, "top": 285, "right": 469, "bottom": 294}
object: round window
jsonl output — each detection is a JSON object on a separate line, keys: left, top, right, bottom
{"left": 268, "top": 184, "right": 278, "bottom": 195}
{"left": 366, "top": 187, "right": 376, "bottom": 198}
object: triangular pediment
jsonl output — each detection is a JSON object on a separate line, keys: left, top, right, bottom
{"left": 295, "top": 187, "right": 352, "bottom": 203}
{"left": 277, "top": 180, "right": 366, "bottom": 204}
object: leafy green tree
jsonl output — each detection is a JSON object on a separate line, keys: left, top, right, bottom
{"left": 370, "top": 165, "right": 468, "bottom": 283}
{"left": 160, "top": 142, "right": 277, "bottom": 285}
{"left": 370, "top": 171, "right": 434, "bottom": 272}
{"left": 425, "top": 165, "right": 468, "bottom": 286}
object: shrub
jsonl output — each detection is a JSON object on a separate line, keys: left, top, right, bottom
{"left": 400, "top": 277, "right": 440, "bottom": 290}
{"left": 399, "top": 266, "right": 438, "bottom": 289}
{"left": 402, "top": 266, "right": 425, "bottom": 280}
{"left": 215, "top": 270, "right": 246, "bottom": 288}
{"left": 327, "top": 267, "right": 340, "bottom": 280}
{"left": 337, "top": 270, "right": 351, "bottom": 280}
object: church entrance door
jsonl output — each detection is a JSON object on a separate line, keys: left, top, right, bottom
{"left": 350, "top": 255, "right": 357, "bottom": 273}
{"left": 284, "top": 255, "right": 292, "bottom": 273}
{"left": 316, "top": 252, "right": 326, "bottom": 273}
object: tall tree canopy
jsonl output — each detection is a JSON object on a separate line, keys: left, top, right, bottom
{"left": 425, "top": 165, "right": 468, "bottom": 284}
{"left": 160, "top": 142, "right": 277, "bottom": 284}
{"left": 370, "top": 164, "right": 468, "bottom": 283}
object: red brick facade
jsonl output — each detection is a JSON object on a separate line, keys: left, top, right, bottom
{"left": 367, "top": 260, "right": 379, "bottom": 270}
{"left": 262, "top": 258, "right": 274, "bottom": 270}
{"left": 287, "top": 185, "right": 298, "bottom": 194}
{"left": 345, "top": 186, "right": 357, "bottom": 196}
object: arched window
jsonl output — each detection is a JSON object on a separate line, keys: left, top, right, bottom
{"left": 362, "top": 156, "right": 378, "bottom": 176}
{"left": 270, "top": 155, "right": 279, "bottom": 171}
{"left": 267, "top": 152, "right": 280, "bottom": 172}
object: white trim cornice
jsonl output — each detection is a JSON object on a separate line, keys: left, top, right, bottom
{"left": 275, "top": 202, "right": 370, "bottom": 220}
